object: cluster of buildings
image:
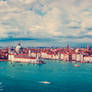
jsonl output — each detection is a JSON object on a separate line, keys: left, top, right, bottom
{"left": 8, "top": 43, "right": 44, "bottom": 64}
{"left": 28, "top": 44, "right": 92, "bottom": 63}
{"left": 0, "top": 43, "right": 92, "bottom": 63}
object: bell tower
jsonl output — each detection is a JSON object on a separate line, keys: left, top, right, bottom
{"left": 66, "top": 44, "right": 70, "bottom": 52}
{"left": 87, "top": 44, "right": 90, "bottom": 51}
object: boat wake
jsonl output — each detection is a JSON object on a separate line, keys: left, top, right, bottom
{"left": 0, "top": 82, "right": 4, "bottom": 91}
{"left": 39, "top": 81, "right": 51, "bottom": 84}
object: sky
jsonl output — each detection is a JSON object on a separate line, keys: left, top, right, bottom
{"left": 0, "top": 0, "right": 92, "bottom": 47}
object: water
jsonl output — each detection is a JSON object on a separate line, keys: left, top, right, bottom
{"left": 0, "top": 60, "right": 92, "bottom": 92}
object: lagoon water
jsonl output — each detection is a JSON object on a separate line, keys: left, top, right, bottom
{"left": 0, "top": 60, "right": 92, "bottom": 92}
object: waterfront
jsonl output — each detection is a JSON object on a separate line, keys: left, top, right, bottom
{"left": 0, "top": 60, "right": 92, "bottom": 92}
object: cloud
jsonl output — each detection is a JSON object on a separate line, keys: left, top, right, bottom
{"left": 0, "top": 0, "right": 92, "bottom": 45}
{"left": 19, "top": 0, "right": 34, "bottom": 4}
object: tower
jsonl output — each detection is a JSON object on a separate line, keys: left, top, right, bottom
{"left": 66, "top": 44, "right": 70, "bottom": 52}
{"left": 87, "top": 44, "right": 90, "bottom": 51}
{"left": 28, "top": 50, "right": 31, "bottom": 56}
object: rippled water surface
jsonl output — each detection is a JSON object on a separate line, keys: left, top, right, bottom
{"left": 0, "top": 60, "right": 92, "bottom": 92}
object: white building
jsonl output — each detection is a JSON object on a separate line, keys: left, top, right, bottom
{"left": 60, "top": 54, "right": 64, "bottom": 60}
{"left": 84, "top": 56, "right": 92, "bottom": 63}
{"left": 76, "top": 54, "right": 84, "bottom": 61}
{"left": 72, "top": 54, "right": 77, "bottom": 61}
{"left": 8, "top": 54, "right": 40, "bottom": 63}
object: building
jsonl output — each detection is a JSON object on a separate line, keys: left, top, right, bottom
{"left": 8, "top": 53, "right": 44, "bottom": 64}
{"left": 76, "top": 54, "right": 84, "bottom": 62}
{"left": 84, "top": 56, "right": 92, "bottom": 63}
{"left": 63, "top": 54, "right": 72, "bottom": 61}
{"left": 8, "top": 43, "right": 45, "bottom": 64}
{"left": 15, "top": 43, "right": 22, "bottom": 54}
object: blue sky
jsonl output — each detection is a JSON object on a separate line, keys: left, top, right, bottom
{"left": 0, "top": 0, "right": 92, "bottom": 46}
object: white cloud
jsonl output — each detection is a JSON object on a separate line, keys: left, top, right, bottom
{"left": 81, "top": 17, "right": 92, "bottom": 29}
{"left": 0, "top": 25, "right": 6, "bottom": 33}
{"left": 19, "top": 0, "right": 34, "bottom": 4}
{"left": 0, "top": 0, "right": 92, "bottom": 44}
{"left": 87, "top": 32, "right": 92, "bottom": 35}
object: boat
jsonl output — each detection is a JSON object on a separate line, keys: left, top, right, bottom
{"left": 74, "top": 64, "right": 80, "bottom": 67}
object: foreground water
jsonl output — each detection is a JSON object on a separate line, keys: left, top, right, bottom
{"left": 0, "top": 60, "right": 92, "bottom": 92}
